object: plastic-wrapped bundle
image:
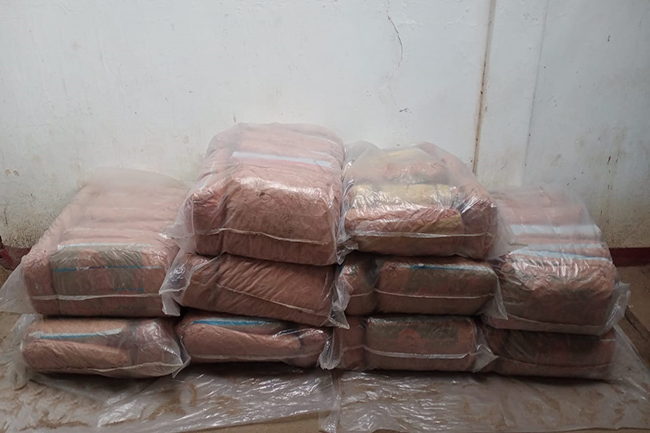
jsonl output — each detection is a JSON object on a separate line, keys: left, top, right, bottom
{"left": 484, "top": 186, "right": 629, "bottom": 335}
{"left": 337, "top": 317, "right": 367, "bottom": 370}
{"left": 340, "top": 142, "right": 498, "bottom": 259}
{"left": 481, "top": 324, "right": 616, "bottom": 380}
{"left": 337, "top": 254, "right": 377, "bottom": 316}
{"left": 18, "top": 315, "right": 184, "bottom": 378}
{"left": 176, "top": 311, "right": 333, "bottom": 368}
{"left": 161, "top": 252, "right": 345, "bottom": 327}
{"left": 335, "top": 316, "right": 487, "bottom": 371}
{"left": 171, "top": 123, "right": 344, "bottom": 266}
{"left": 334, "top": 316, "right": 615, "bottom": 379}
{"left": 339, "top": 253, "right": 499, "bottom": 316}
{"left": 0, "top": 169, "right": 186, "bottom": 317}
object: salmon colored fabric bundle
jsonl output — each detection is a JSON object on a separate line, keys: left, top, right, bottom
{"left": 481, "top": 324, "right": 616, "bottom": 379}
{"left": 162, "top": 252, "right": 342, "bottom": 327}
{"left": 339, "top": 253, "right": 499, "bottom": 316}
{"left": 335, "top": 315, "right": 480, "bottom": 371}
{"left": 21, "top": 317, "right": 184, "bottom": 378}
{"left": 17, "top": 169, "right": 186, "bottom": 317}
{"left": 485, "top": 186, "right": 628, "bottom": 335}
{"left": 337, "top": 316, "right": 367, "bottom": 370}
{"left": 341, "top": 142, "right": 498, "bottom": 260}
{"left": 337, "top": 254, "right": 378, "bottom": 316}
{"left": 176, "top": 311, "right": 331, "bottom": 368}
{"left": 171, "top": 123, "right": 344, "bottom": 266}
{"left": 335, "top": 316, "right": 616, "bottom": 379}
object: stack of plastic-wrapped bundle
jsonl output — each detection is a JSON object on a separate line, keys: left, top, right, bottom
{"left": 0, "top": 127, "right": 630, "bottom": 382}
{"left": 160, "top": 123, "right": 347, "bottom": 368}
{"left": 332, "top": 143, "right": 629, "bottom": 380}
{"left": 333, "top": 142, "right": 501, "bottom": 372}
{"left": 0, "top": 169, "right": 187, "bottom": 378}
{"left": 479, "top": 186, "right": 629, "bottom": 379}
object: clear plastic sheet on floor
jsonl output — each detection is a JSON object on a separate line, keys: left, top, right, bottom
{"left": 0, "top": 364, "right": 336, "bottom": 432}
{"left": 324, "top": 327, "right": 650, "bottom": 432}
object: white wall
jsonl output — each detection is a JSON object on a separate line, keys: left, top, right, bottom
{"left": 523, "top": 0, "right": 650, "bottom": 248}
{"left": 1, "top": 0, "right": 649, "bottom": 248}
{"left": 0, "top": 0, "right": 491, "bottom": 246}
{"left": 475, "top": 0, "right": 548, "bottom": 187}
{"left": 476, "top": 0, "right": 650, "bottom": 248}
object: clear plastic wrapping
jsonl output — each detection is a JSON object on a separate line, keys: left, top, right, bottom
{"left": 334, "top": 316, "right": 493, "bottom": 372}
{"left": 340, "top": 142, "right": 498, "bottom": 260}
{"left": 1, "top": 325, "right": 644, "bottom": 433}
{"left": 334, "top": 315, "right": 618, "bottom": 379}
{"left": 339, "top": 253, "right": 501, "bottom": 316}
{"left": 176, "top": 310, "right": 336, "bottom": 368}
{"left": 170, "top": 123, "right": 345, "bottom": 266}
{"left": 13, "top": 314, "right": 185, "bottom": 380}
{"left": 161, "top": 251, "right": 347, "bottom": 327}
{"left": 0, "top": 364, "right": 337, "bottom": 432}
{"left": 0, "top": 168, "right": 187, "bottom": 317}
{"left": 483, "top": 185, "right": 630, "bottom": 334}
{"left": 480, "top": 324, "right": 616, "bottom": 380}
{"left": 325, "top": 327, "right": 649, "bottom": 433}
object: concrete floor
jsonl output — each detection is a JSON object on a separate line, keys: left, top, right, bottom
{"left": 0, "top": 266, "right": 648, "bottom": 433}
